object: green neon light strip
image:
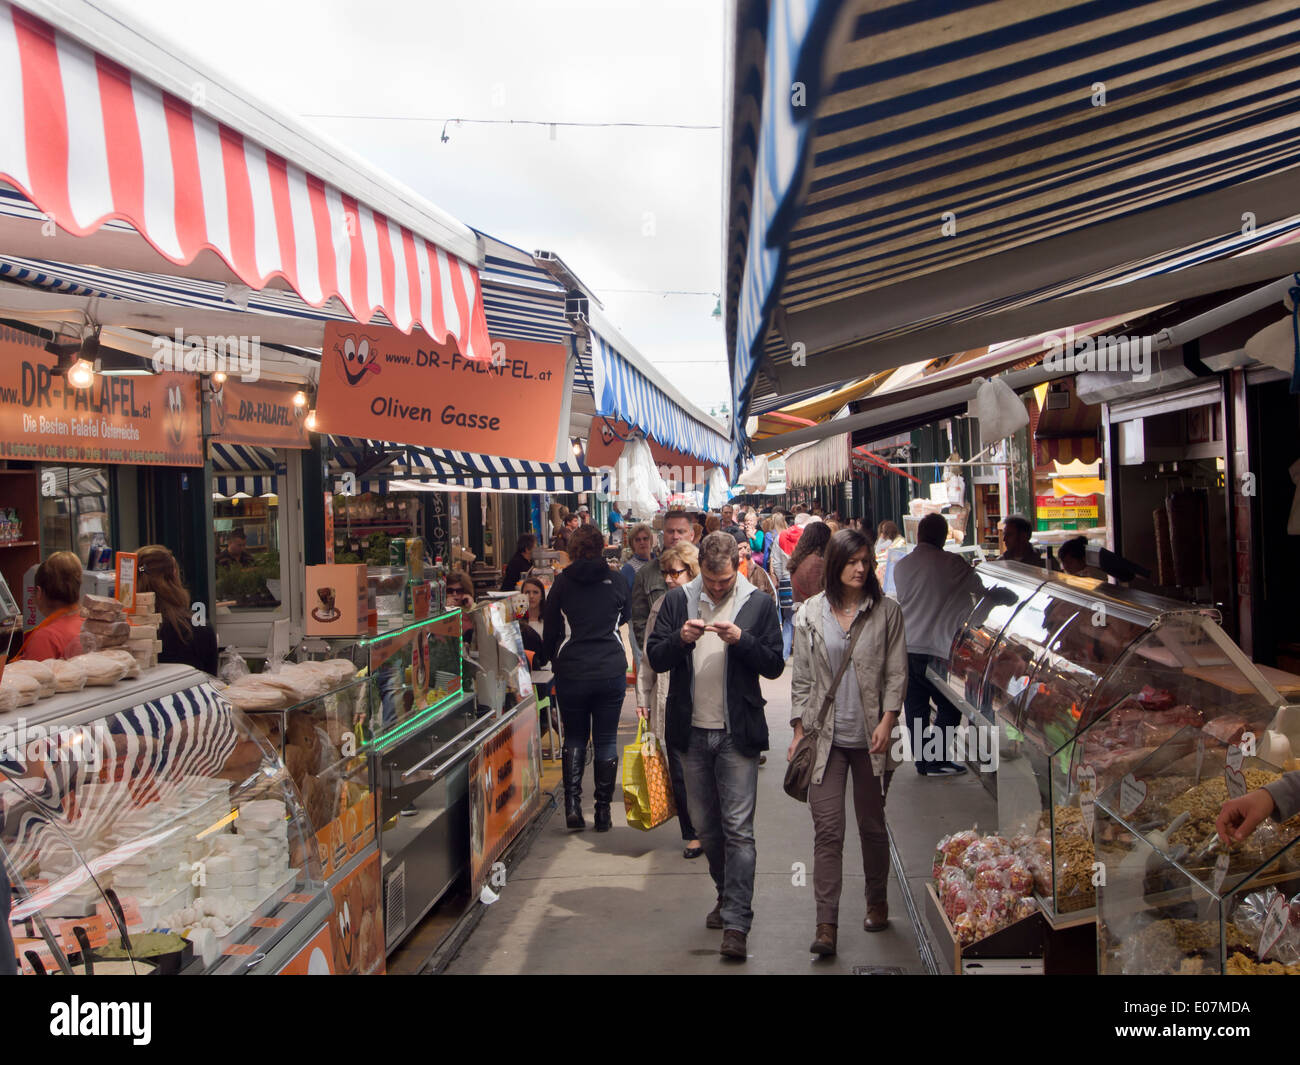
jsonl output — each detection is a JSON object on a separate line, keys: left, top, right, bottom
{"left": 357, "top": 608, "right": 461, "bottom": 648}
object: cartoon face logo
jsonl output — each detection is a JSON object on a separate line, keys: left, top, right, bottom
{"left": 600, "top": 422, "right": 617, "bottom": 447}
{"left": 209, "top": 386, "right": 226, "bottom": 435}
{"left": 165, "top": 384, "right": 188, "bottom": 447}
{"left": 336, "top": 897, "right": 355, "bottom": 970}
{"left": 333, "top": 334, "right": 381, "bottom": 387}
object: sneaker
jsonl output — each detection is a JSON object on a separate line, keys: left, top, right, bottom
{"left": 918, "top": 761, "right": 967, "bottom": 776}
{"left": 719, "top": 929, "right": 748, "bottom": 959}
{"left": 705, "top": 904, "right": 723, "bottom": 930}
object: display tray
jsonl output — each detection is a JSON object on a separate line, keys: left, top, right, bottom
{"left": 923, "top": 882, "right": 1045, "bottom": 974}
{"left": 1183, "top": 663, "right": 1300, "bottom": 696}
{"left": 167, "top": 867, "right": 303, "bottom": 973}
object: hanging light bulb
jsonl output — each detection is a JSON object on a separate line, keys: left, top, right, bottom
{"left": 66, "top": 358, "right": 96, "bottom": 389}
{"left": 292, "top": 390, "right": 308, "bottom": 409}
{"left": 212, "top": 371, "right": 228, "bottom": 388}
{"left": 304, "top": 409, "right": 318, "bottom": 433}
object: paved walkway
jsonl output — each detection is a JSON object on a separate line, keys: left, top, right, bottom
{"left": 447, "top": 673, "right": 997, "bottom": 975}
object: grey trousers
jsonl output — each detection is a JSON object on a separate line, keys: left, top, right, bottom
{"left": 808, "top": 745, "right": 889, "bottom": 925}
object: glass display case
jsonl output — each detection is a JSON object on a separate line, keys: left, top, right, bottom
{"left": 228, "top": 671, "right": 375, "bottom": 880}
{"left": 1095, "top": 728, "right": 1300, "bottom": 974}
{"left": 941, "top": 561, "right": 1292, "bottom": 920}
{"left": 932, "top": 561, "right": 1048, "bottom": 722}
{"left": 1, "top": 664, "right": 328, "bottom": 975}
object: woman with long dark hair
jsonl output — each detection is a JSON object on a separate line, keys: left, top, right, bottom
{"left": 137, "top": 545, "right": 219, "bottom": 675}
{"left": 520, "top": 577, "right": 546, "bottom": 638}
{"left": 788, "top": 528, "right": 907, "bottom": 957}
{"left": 789, "top": 520, "right": 831, "bottom": 604}
{"left": 543, "top": 525, "right": 628, "bottom": 831}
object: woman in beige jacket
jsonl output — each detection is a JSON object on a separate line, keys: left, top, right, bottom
{"left": 788, "top": 527, "right": 908, "bottom": 958}
{"left": 635, "top": 542, "right": 703, "bottom": 859}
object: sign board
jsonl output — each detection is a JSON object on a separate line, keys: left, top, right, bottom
{"left": 0, "top": 327, "right": 202, "bottom": 466}
{"left": 316, "top": 323, "right": 567, "bottom": 462}
{"left": 211, "top": 378, "right": 309, "bottom": 448}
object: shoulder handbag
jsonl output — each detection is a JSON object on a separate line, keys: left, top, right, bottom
{"left": 783, "top": 609, "right": 869, "bottom": 803}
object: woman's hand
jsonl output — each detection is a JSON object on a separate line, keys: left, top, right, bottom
{"left": 787, "top": 721, "right": 804, "bottom": 762}
{"left": 870, "top": 712, "right": 898, "bottom": 755}
{"left": 636, "top": 706, "right": 649, "bottom": 720}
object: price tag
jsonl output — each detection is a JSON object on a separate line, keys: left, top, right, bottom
{"left": 251, "top": 917, "right": 285, "bottom": 929}
{"left": 1119, "top": 773, "right": 1148, "bottom": 817}
{"left": 1195, "top": 734, "right": 1206, "bottom": 784}
{"left": 1259, "top": 891, "right": 1290, "bottom": 961}
{"left": 1225, "top": 764, "right": 1248, "bottom": 799}
{"left": 1077, "top": 764, "right": 1097, "bottom": 836}
{"left": 96, "top": 896, "right": 144, "bottom": 934}
{"left": 55, "top": 914, "right": 109, "bottom": 953}
{"left": 282, "top": 893, "right": 314, "bottom": 904}
{"left": 222, "top": 942, "right": 258, "bottom": 957}
{"left": 1212, "top": 852, "right": 1231, "bottom": 894}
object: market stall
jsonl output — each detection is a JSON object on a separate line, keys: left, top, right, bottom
{"left": 924, "top": 560, "right": 1300, "bottom": 971}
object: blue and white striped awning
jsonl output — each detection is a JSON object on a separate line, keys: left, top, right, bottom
{"left": 328, "top": 435, "right": 597, "bottom": 493}
{"left": 725, "top": 0, "right": 1300, "bottom": 437}
{"left": 725, "top": 0, "right": 839, "bottom": 449}
{"left": 589, "top": 330, "right": 732, "bottom": 469}
{"left": 210, "top": 442, "right": 279, "bottom": 497}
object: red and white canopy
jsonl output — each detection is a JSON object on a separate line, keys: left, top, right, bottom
{"left": 0, "top": 1, "right": 491, "bottom": 359}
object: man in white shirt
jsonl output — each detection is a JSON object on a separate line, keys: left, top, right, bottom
{"left": 893, "top": 514, "right": 981, "bottom": 775}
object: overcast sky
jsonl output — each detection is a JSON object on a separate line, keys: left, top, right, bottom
{"left": 124, "top": 0, "right": 734, "bottom": 416}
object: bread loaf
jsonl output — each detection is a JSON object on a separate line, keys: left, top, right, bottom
{"left": 0, "top": 671, "right": 40, "bottom": 705}
{"left": 49, "top": 659, "right": 87, "bottom": 692}
{"left": 100, "top": 648, "right": 142, "bottom": 678}
{"left": 5, "top": 660, "right": 55, "bottom": 698}
{"left": 75, "top": 652, "right": 130, "bottom": 686}
{"left": 0, "top": 685, "right": 17, "bottom": 712}
{"left": 221, "top": 679, "right": 287, "bottom": 712}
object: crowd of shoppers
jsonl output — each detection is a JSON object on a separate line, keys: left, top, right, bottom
{"left": 513, "top": 498, "right": 1031, "bottom": 961}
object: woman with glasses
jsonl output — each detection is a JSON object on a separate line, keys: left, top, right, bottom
{"left": 634, "top": 542, "right": 703, "bottom": 858}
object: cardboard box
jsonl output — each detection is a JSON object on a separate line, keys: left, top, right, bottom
{"left": 305, "top": 564, "right": 367, "bottom": 636}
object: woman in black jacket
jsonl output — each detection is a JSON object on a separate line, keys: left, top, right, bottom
{"left": 543, "top": 525, "right": 628, "bottom": 831}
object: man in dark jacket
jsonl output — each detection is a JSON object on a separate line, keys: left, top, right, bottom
{"left": 647, "top": 532, "right": 784, "bottom": 960}
{"left": 543, "top": 527, "right": 629, "bottom": 830}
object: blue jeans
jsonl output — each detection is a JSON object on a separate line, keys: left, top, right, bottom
{"left": 555, "top": 675, "right": 625, "bottom": 761}
{"left": 683, "top": 727, "right": 759, "bottom": 933}
{"left": 780, "top": 608, "right": 794, "bottom": 659}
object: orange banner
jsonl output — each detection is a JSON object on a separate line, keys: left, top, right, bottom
{"left": 276, "top": 923, "right": 336, "bottom": 975}
{"left": 470, "top": 705, "right": 543, "bottom": 894}
{"left": 316, "top": 323, "right": 567, "bottom": 462}
{"left": 0, "top": 326, "right": 202, "bottom": 466}
{"left": 211, "top": 378, "right": 309, "bottom": 448}
{"left": 583, "top": 417, "right": 710, "bottom": 490}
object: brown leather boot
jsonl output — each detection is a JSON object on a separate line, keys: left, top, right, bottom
{"left": 809, "top": 923, "right": 837, "bottom": 956}
{"left": 719, "top": 929, "right": 748, "bottom": 959}
{"left": 864, "top": 902, "right": 889, "bottom": 932}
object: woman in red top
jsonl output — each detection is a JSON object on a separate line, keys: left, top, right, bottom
{"left": 19, "top": 552, "right": 84, "bottom": 661}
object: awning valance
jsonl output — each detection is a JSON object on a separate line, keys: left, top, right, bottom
{"left": 784, "top": 433, "right": 849, "bottom": 489}
{"left": 328, "top": 435, "right": 598, "bottom": 494}
{"left": 210, "top": 441, "right": 278, "bottom": 497}
{"left": 0, "top": 1, "right": 491, "bottom": 358}
{"left": 590, "top": 329, "right": 732, "bottom": 468}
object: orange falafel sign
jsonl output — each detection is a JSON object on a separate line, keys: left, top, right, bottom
{"left": 315, "top": 322, "right": 567, "bottom": 462}
{"left": 0, "top": 327, "right": 202, "bottom": 466}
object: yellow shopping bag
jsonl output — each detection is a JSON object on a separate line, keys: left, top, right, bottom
{"left": 623, "top": 718, "right": 677, "bottom": 831}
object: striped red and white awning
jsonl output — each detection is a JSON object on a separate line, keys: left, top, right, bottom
{"left": 0, "top": 1, "right": 491, "bottom": 359}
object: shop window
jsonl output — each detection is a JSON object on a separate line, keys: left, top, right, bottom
{"left": 214, "top": 493, "right": 282, "bottom": 609}
{"left": 38, "top": 466, "right": 111, "bottom": 565}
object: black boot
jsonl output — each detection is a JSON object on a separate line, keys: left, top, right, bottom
{"left": 562, "top": 747, "right": 586, "bottom": 830}
{"left": 592, "top": 758, "right": 618, "bottom": 832}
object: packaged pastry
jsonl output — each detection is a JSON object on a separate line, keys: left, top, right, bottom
{"left": 81, "top": 593, "right": 125, "bottom": 620}
{"left": 220, "top": 679, "right": 288, "bottom": 711}
{"left": 1, "top": 671, "right": 41, "bottom": 706}
{"left": 74, "top": 652, "right": 130, "bottom": 686}
{"left": 4, "top": 660, "right": 55, "bottom": 698}
{"left": 0, "top": 685, "right": 17, "bottom": 712}
{"left": 83, "top": 617, "right": 131, "bottom": 640}
{"left": 99, "top": 648, "right": 142, "bottom": 678}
